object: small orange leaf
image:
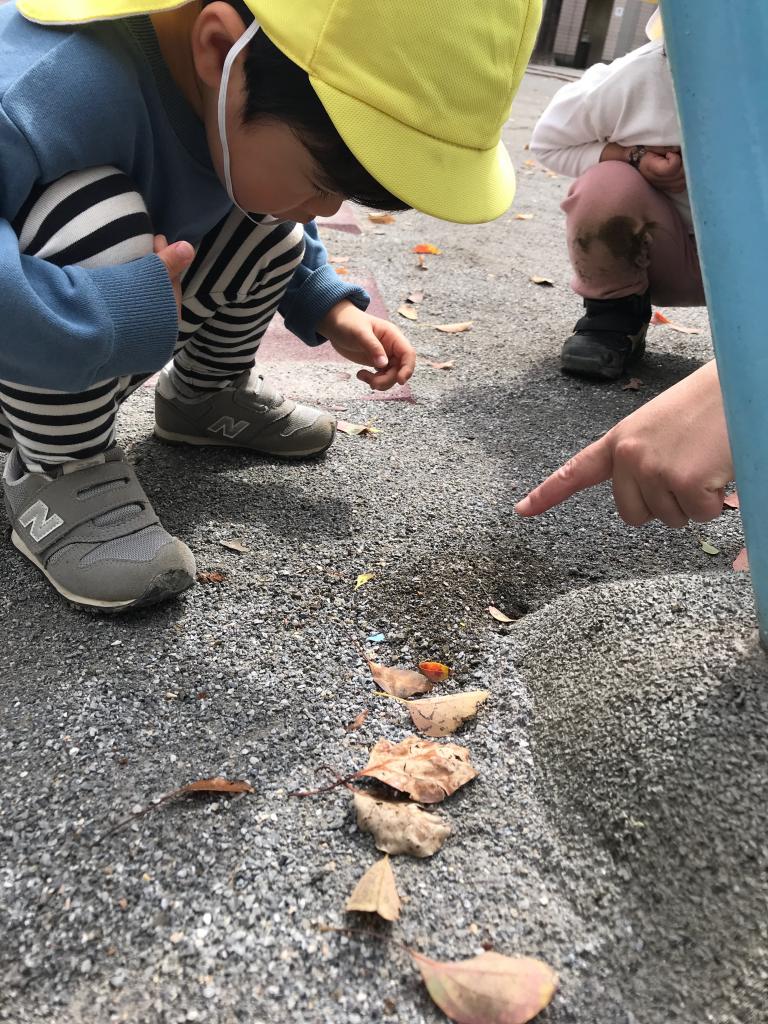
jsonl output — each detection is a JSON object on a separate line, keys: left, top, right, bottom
{"left": 334, "top": 266, "right": 350, "bottom": 275}
{"left": 181, "top": 778, "right": 254, "bottom": 795}
{"left": 514, "top": 213, "right": 534, "bottom": 221}
{"left": 345, "top": 709, "right": 370, "bottom": 733}
{"left": 734, "top": 547, "right": 750, "bottom": 572}
{"left": 651, "top": 310, "right": 671, "bottom": 324}
{"left": 412, "top": 243, "right": 442, "bottom": 255}
{"left": 412, "top": 949, "right": 558, "bottom": 1024}
{"left": 196, "top": 570, "right": 226, "bottom": 585}
{"left": 418, "top": 661, "right": 451, "bottom": 683}
{"left": 369, "top": 212, "right": 396, "bottom": 224}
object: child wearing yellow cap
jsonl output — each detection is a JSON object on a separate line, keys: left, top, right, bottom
{"left": 0, "top": 0, "right": 540, "bottom": 611}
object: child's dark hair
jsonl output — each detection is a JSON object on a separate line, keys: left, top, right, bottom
{"left": 210, "top": 0, "right": 410, "bottom": 211}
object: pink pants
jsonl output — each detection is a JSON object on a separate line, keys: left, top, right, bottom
{"left": 562, "top": 161, "right": 706, "bottom": 307}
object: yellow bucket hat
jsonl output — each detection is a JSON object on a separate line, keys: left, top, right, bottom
{"left": 17, "top": 0, "right": 542, "bottom": 223}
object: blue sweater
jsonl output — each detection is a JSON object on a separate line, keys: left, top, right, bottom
{"left": 0, "top": 5, "right": 369, "bottom": 391}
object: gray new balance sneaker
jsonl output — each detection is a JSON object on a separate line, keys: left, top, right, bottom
{"left": 3, "top": 447, "right": 196, "bottom": 612}
{"left": 154, "top": 367, "right": 336, "bottom": 458}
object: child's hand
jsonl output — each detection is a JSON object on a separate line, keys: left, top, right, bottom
{"left": 318, "top": 300, "right": 416, "bottom": 391}
{"left": 154, "top": 235, "right": 195, "bottom": 321}
{"left": 638, "top": 148, "right": 687, "bottom": 194}
{"left": 515, "top": 360, "right": 732, "bottom": 528}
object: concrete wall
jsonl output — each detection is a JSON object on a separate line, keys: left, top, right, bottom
{"left": 554, "top": 0, "right": 656, "bottom": 65}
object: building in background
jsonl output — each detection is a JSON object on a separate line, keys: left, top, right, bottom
{"left": 533, "top": 0, "right": 657, "bottom": 69}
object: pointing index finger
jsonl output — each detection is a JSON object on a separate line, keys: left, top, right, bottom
{"left": 515, "top": 437, "right": 614, "bottom": 517}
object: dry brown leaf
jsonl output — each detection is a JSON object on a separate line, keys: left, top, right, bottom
{"left": 734, "top": 547, "right": 750, "bottom": 572}
{"left": 429, "top": 360, "right": 455, "bottom": 370}
{"left": 345, "top": 709, "right": 370, "bottom": 733}
{"left": 367, "top": 660, "right": 434, "bottom": 698}
{"left": 514, "top": 213, "right": 534, "bottom": 221}
{"left": 488, "top": 606, "right": 513, "bottom": 623}
{"left": 623, "top": 378, "right": 643, "bottom": 392}
{"left": 412, "top": 950, "right": 558, "bottom": 1024}
{"left": 408, "top": 691, "right": 490, "bottom": 738}
{"left": 220, "top": 539, "right": 250, "bottom": 554}
{"left": 397, "top": 304, "right": 419, "bottom": 321}
{"left": 435, "top": 321, "right": 472, "bottom": 334}
{"left": 529, "top": 276, "right": 554, "bottom": 287}
{"left": 345, "top": 856, "right": 401, "bottom": 920}
{"left": 181, "top": 777, "right": 254, "bottom": 795}
{"left": 418, "top": 661, "right": 451, "bottom": 683}
{"left": 407, "top": 291, "right": 425, "bottom": 304}
{"left": 354, "top": 791, "right": 452, "bottom": 857}
{"left": 368, "top": 212, "right": 396, "bottom": 224}
{"left": 337, "top": 421, "right": 380, "bottom": 436}
{"left": 196, "top": 570, "right": 226, "bottom": 585}
{"left": 361, "top": 735, "right": 478, "bottom": 803}
{"left": 723, "top": 492, "right": 740, "bottom": 510}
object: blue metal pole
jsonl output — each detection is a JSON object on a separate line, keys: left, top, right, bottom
{"left": 662, "top": 1, "right": 768, "bottom": 647}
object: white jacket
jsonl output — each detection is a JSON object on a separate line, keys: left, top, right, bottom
{"left": 530, "top": 40, "right": 692, "bottom": 230}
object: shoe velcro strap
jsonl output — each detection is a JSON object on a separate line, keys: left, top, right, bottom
{"left": 15, "top": 461, "right": 159, "bottom": 559}
{"left": 574, "top": 311, "right": 646, "bottom": 334}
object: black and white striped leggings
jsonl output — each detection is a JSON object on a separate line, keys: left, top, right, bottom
{"left": 2, "top": 166, "right": 305, "bottom": 472}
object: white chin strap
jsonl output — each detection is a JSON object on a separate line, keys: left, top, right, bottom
{"left": 217, "top": 19, "right": 282, "bottom": 224}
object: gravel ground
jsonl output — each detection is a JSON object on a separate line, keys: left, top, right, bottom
{"left": 1, "top": 73, "right": 765, "bottom": 1024}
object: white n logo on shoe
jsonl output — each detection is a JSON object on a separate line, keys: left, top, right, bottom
{"left": 19, "top": 500, "right": 64, "bottom": 542}
{"left": 208, "top": 416, "right": 249, "bottom": 439}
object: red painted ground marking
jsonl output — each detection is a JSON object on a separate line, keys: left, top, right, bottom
{"left": 316, "top": 202, "right": 362, "bottom": 235}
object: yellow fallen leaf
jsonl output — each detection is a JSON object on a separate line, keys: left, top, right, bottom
{"left": 412, "top": 950, "right": 558, "bottom": 1024}
{"left": 529, "top": 276, "right": 554, "bottom": 287}
{"left": 367, "top": 660, "right": 434, "bottom": 698}
{"left": 488, "top": 606, "right": 513, "bottom": 623}
{"left": 356, "top": 572, "right": 375, "bottom": 590}
{"left": 337, "top": 421, "right": 380, "bottom": 437}
{"left": 362, "top": 735, "right": 477, "bottom": 803}
{"left": 435, "top": 322, "right": 472, "bottom": 334}
{"left": 368, "top": 212, "right": 396, "bottom": 224}
{"left": 397, "top": 304, "right": 419, "bottom": 321}
{"left": 334, "top": 266, "right": 349, "bottom": 275}
{"left": 345, "top": 856, "right": 400, "bottom": 921}
{"left": 354, "top": 791, "right": 452, "bottom": 857}
{"left": 418, "top": 661, "right": 451, "bottom": 682}
{"left": 409, "top": 691, "right": 489, "bottom": 738}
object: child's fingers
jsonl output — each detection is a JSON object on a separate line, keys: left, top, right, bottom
{"left": 357, "top": 364, "right": 400, "bottom": 390}
{"left": 156, "top": 240, "right": 195, "bottom": 280}
{"left": 153, "top": 234, "right": 168, "bottom": 254}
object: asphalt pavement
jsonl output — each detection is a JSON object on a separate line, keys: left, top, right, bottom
{"left": 1, "top": 71, "right": 765, "bottom": 1024}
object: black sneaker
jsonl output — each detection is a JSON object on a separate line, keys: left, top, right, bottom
{"left": 561, "top": 290, "right": 652, "bottom": 380}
